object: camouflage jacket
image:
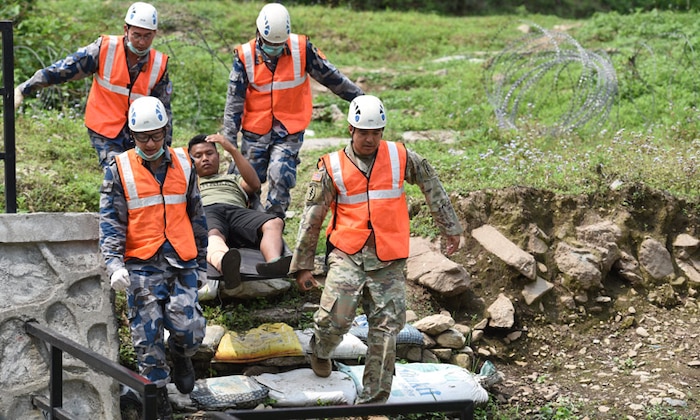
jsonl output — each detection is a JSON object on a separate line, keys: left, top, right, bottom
{"left": 18, "top": 35, "right": 173, "bottom": 143}
{"left": 99, "top": 148, "right": 208, "bottom": 276}
{"left": 222, "top": 37, "right": 363, "bottom": 145}
{"left": 290, "top": 142, "right": 463, "bottom": 274}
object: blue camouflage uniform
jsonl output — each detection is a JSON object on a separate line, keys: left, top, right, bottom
{"left": 290, "top": 142, "right": 464, "bottom": 403}
{"left": 222, "top": 37, "right": 363, "bottom": 216}
{"left": 99, "top": 147, "right": 207, "bottom": 387}
{"left": 17, "top": 36, "right": 173, "bottom": 169}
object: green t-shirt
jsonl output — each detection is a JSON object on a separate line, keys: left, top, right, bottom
{"left": 198, "top": 173, "right": 248, "bottom": 208}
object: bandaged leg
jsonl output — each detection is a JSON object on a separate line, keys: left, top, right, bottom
{"left": 207, "top": 231, "right": 241, "bottom": 288}
{"left": 207, "top": 234, "right": 229, "bottom": 273}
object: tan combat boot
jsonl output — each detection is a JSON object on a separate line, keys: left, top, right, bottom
{"left": 309, "top": 337, "right": 332, "bottom": 377}
{"left": 310, "top": 353, "right": 332, "bottom": 378}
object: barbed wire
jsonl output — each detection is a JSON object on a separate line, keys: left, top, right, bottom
{"left": 484, "top": 23, "right": 700, "bottom": 137}
{"left": 483, "top": 22, "right": 618, "bottom": 136}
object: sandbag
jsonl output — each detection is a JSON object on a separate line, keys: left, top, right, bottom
{"left": 296, "top": 329, "right": 368, "bottom": 360}
{"left": 337, "top": 362, "right": 489, "bottom": 405}
{"left": 348, "top": 314, "right": 424, "bottom": 345}
{"left": 190, "top": 375, "right": 268, "bottom": 409}
{"left": 214, "top": 323, "right": 303, "bottom": 363}
{"left": 253, "top": 368, "right": 357, "bottom": 407}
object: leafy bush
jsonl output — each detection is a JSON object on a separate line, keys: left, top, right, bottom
{"left": 0, "top": 0, "right": 34, "bottom": 23}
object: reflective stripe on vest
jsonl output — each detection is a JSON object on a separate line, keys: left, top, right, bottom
{"left": 116, "top": 147, "right": 197, "bottom": 261}
{"left": 238, "top": 34, "right": 312, "bottom": 135}
{"left": 241, "top": 35, "right": 307, "bottom": 92}
{"left": 94, "top": 36, "right": 165, "bottom": 97}
{"left": 119, "top": 148, "right": 191, "bottom": 210}
{"left": 324, "top": 141, "right": 410, "bottom": 261}
{"left": 85, "top": 35, "right": 167, "bottom": 138}
{"left": 328, "top": 142, "right": 405, "bottom": 205}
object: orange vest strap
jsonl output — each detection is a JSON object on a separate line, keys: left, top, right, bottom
{"left": 239, "top": 34, "right": 312, "bottom": 135}
{"left": 324, "top": 141, "right": 410, "bottom": 261}
{"left": 116, "top": 147, "right": 197, "bottom": 261}
{"left": 85, "top": 35, "right": 168, "bottom": 138}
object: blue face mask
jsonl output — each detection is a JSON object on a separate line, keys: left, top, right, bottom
{"left": 261, "top": 44, "right": 284, "bottom": 57}
{"left": 135, "top": 146, "right": 165, "bottom": 161}
{"left": 127, "top": 40, "right": 150, "bottom": 57}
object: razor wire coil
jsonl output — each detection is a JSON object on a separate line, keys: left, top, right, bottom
{"left": 484, "top": 23, "right": 618, "bottom": 136}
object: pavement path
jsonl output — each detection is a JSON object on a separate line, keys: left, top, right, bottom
{"left": 300, "top": 137, "right": 347, "bottom": 152}
{"left": 300, "top": 130, "right": 458, "bottom": 153}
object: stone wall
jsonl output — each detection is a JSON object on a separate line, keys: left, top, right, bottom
{"left": 0, "top": 213, "right": 120, "bottom": 419}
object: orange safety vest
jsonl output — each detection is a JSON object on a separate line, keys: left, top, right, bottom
{"left": 238, "top": 34, "right": 312, "bottom": 135}
{"left": 322, "top": 141, "right": 410, "bottom": 261}
{"left": 115, "top": 147, "right": 197, "bottom": 262}
{"left": 85, "top": 35, "right": 168, "bottom": 138}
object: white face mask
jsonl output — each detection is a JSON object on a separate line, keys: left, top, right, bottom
{"left": 127, "top": 39, "right": 150, "bottom": 56}
{"left": 261, "top": 43, "right": 284, "bottom": 57}
{"left": 135, "top": 146, "right": 164, "bottom": 161}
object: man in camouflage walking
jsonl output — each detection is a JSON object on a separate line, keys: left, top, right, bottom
{"left": 289, "top": 95, "right": 463, "bottom": 404}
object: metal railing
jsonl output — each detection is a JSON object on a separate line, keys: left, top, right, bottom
{"left": 1, "top": 20, "right": 17, "bottom": 213}
{"left": 24, "top": 321, "right": 158, "bottom": 420}
{"left": 209, "top": 399, "right": 475, "bottom": 420}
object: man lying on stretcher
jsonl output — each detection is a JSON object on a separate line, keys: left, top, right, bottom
{"left": 188, "top": 134, "right": 292, "bottom": 299}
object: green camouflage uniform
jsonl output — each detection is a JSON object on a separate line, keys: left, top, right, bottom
{"left": 290, "top": 141, "right": 463, "bottom": 404}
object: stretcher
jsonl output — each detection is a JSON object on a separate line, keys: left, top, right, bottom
{"left": 206, "top": 243, "right": 293, "bottom": 284}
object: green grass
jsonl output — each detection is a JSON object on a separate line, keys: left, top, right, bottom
{"left": 5, "top": 5, "right": 700, "bottom": 417}
{"left": 8, "top": 3, "right": 700, "bottom": 216}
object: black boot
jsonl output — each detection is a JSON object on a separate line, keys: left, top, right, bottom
{"left": 170, "top": 351, "right": 195, "bottom": 394}
{"left": 156, "top": 386, "right": 172, "bottom": 420}
{"left": 255, "top": 255, "right": 292, "bottom": 277}
{"left": 220, "top": 248, "right": 241, "bottom": 289}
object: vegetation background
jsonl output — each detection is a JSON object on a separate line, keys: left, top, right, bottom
{"left": 4, "top": 0, "right": 700, "bottom": 218}
{"left": 4, "top": 0, "right": 700, "bottom": 215}
{"left": 3, "top": 1, "right": 700, "bottom": 418}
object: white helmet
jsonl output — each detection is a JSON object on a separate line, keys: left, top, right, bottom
{"left": 256, "top": 3, "right": 291, "bottom": 43}
{"left": 125, "top": 2, "right": 158, "bottom": 30}
{"left": 128, "top": 96, "right": 168, "bottom": 132}
{"left": 347, "top": 95, "right": 387, "bottom": 129}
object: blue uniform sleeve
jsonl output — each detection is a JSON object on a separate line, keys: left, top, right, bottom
{"left": 99, "top": 162, "right": 128, "bottom": 277}
{"left": 222, "top": 49, "right": 248, "bottom": 147}
{"left": 18, "top": 37, "right": 101, "bottom": 96}
{"left": 187, "top": 169, "right": 209, "bottom": 271}
{"left": 151, "top": 60, "right": 173, "bottom": 145}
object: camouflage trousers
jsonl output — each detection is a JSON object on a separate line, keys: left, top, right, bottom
{"left": 312, "top": 251, "right": 407, "bottom": 404}
{"left": 88, "top": 128, "right": 134, "bottom": 170}
{"left": 125, "top": 260, "right": 206, "bottom": 388}
{"left": 233, "top": 130, "right": 303, "bottom": 215}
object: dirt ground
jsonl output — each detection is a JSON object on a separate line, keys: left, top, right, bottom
{"left": 167, "top": 184, "right": 700, "bottom": 420}
{"left": 411, "top": 276, "right": 700, "bottom": 419}
{"left": 418, "top": 185, "right": 700, "bottom": 419}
